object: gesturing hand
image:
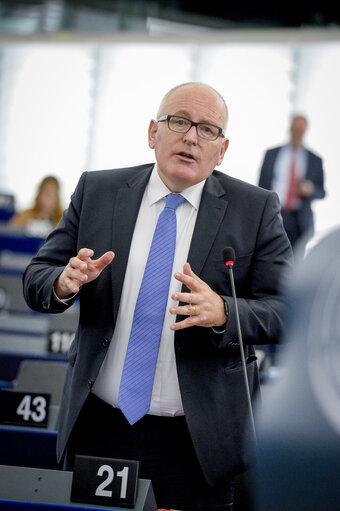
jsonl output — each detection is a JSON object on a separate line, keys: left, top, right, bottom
{"left": 169, "top": 262, "right": 227, "bottom": 331}
{"left": 54, "top": 248, "right": 115, "bottom": 299}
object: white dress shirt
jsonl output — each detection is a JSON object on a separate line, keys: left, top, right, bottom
{"left": 271, "top": 144, "right": 307, "bottom": 209}
{"left": 92, "top": 165, "right": 205, "bottom": 416}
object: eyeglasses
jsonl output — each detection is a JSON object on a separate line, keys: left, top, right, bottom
{"left": 157, "top": 115, "right": 225, "bottom": 141}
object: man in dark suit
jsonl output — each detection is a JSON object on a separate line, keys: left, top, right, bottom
{"left": 23, "top": 82, "right": 292, "bottom": 511}
{"left": 258, "top": 114, "right": 326, "bottom": 254}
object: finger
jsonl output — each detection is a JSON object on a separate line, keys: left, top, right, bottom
{"left": 64, "top": 261, "right": 89, "bottom": 283}
{"left": 170, "top": 304, "right": 198, "bottom": 316}
{"left": 183, "top": 262, "right": 205, "bottom": 284}
{"left": 170, "top": 316, "right": 203, "bottom": 331}
{"left": 171, "top": 291, "right": 196, "bottom": 304}
{"left": 64, "top": 275, "right": 81, "bottom": 295}
{"left": 77, "top": 248, "right": 94, "bottom": 261}
{"left": 174, "top": 270, "right": 201, "bottom": 292}
{"left": 65, "top": 257, "right": 88, "bottom": 277}
{"left": 68, "top": 256, "right": 88, "bottom": 271}
{"left": 57, "top": 273, "right": 81, "bottom": 296}
{"left": 65, "top": 265, "right": 88, "bottom": 284}
{"left": 175, "top": 261, "right": 206, "bottom": 289}
{"left": 190, "top": 305, "right": 198, "bottom": 316}
{"left": 183, "top": 261, "right": 195, "bottom": 277}
{"left": 93, "top": 251, "right": 115, "bottom": 272}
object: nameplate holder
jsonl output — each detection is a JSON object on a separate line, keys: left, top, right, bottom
{"left": 71, "top": 455, "right": 139, "bottom": 508}
{"left": 0, "top": 390, "right": 50, "bottom": 428}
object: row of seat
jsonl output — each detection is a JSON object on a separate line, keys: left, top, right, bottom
{"left": 0, "top": 270, "right": 79, "bottom": 374}
{"left": 0, "top": 229, "right": 75, "bottom": 472}
{"left": 0, "top": 203, "right": 159, "bottom": 510}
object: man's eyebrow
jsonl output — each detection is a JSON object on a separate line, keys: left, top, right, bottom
{"left": 173, "top": 110, "right": 218, "bottom": 125}
{"left": 173, "top": 110, "right": 191, "bottom": 118}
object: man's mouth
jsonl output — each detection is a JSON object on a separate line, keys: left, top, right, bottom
{"left": 176, "top": 152, "right": 196, "bottom": 161}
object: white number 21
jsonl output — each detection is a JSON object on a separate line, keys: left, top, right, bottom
{"left": 95, "top": 465, "right": 129, "bottom": 499}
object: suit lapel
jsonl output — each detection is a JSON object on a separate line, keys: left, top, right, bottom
{"left": 109, "top": 168, "right": 228, "bottom": 318}
{"left": 110, "top": 165, "right": 153, "bottom": 322}
{"left": 187, "top": 173, "right": 228, "bottom": 277}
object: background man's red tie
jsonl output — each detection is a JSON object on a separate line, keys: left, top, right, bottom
{"left": 285, "top": 152, "right": 297, "bottom": 211}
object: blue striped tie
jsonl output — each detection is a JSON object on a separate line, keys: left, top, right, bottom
{"left": 118, "top": 193, "right": 185, "bottom": 425}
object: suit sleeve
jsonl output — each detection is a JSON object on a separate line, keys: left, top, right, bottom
{"left": 307, "top": 154, "right": 326, "bottom": 201}
{"left": 217, "top": 192, "right": 293, "bottom": 348}
{"left": 258, "top": 150, "right": 274, "bottom": 190}
{"left": 23, "top": 172, "right": 87, "bottom": 314}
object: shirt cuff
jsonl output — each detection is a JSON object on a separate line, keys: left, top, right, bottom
{"left": 212, "top": 325, "right": 226, "bottom": 334}
{"left": 53, "top": 287, "right": 77, "bottom": 304}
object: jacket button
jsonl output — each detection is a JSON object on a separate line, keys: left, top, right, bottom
{"left": 102, "top": 338, "right": 110, "bottom": 347}
{"left": 87, "top": 380, "right": 93, "bottom": 389}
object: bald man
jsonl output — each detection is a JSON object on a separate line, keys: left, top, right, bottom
{"left": 258, "top": 115, "right": 326, "bottom": 254}
{"left": 24, "top": 82, "right": 292, "bottom": 510}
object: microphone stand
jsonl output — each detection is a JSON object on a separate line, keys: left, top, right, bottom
{"left": 227, "top": 263, "right": 257, "bottom": 446}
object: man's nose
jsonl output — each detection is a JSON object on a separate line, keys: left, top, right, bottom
{"left": 183, "top": 125, "right": 198, "bottom": 143}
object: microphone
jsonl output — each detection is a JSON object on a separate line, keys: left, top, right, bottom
{"left": 222, "top": 247, "right": 257, "bottom": 444}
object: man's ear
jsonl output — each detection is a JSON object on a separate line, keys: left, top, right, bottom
{"left": 217, "top": 138, "right": 229, "bottom": 166}
{"left": 148, "top": 119, "right": 158, "bottom": 149}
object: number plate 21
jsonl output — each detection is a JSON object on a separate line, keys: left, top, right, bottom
{"left": 71, "top": 455, "right": 139, "bottom": 508}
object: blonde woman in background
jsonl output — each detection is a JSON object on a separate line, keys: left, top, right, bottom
{"left": 11, "top": 175, "right": 63, "bottom": 236}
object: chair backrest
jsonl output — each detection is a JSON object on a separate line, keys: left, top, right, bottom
{"left": 14, "top": 359, "right": 68, "bottom": 407}
{"left": 0, "top": 273, "right": 30, "bottom": 313}
{"left": 47, "top": 303, "right": 79, "bottom": 355}
{"left": 0, "top": 192, "right": 15, "bottom": 221}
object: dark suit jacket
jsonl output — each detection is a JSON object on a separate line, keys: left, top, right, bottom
{"left": 258, "top": 146, "right": 326, "bottom": 235}
{"left": 23, "top": 164, "right": 292, "bottom": 486}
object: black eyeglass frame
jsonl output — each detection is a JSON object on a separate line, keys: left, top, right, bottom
{"left": 157, "top": 114, "right": 225, "bottom": 141}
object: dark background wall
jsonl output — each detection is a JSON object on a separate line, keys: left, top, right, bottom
{"left": 0, "top": 1, "right": 339, "bottom": 34}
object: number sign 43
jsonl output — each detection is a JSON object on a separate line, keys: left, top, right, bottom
{"left": 71, "top": 455, "right": 139, "bottom": 508}
{"left": 17, "top": 394, "right": 47, "bottom": 423}
{"left": 0, "top": 390, "right": 50, "bottom": 428}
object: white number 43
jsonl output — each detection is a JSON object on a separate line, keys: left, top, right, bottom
{"left": 16, "top": 395, "right": 47, "bottom": 423}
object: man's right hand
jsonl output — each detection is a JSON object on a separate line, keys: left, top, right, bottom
{"left": 54, "top": 248, "right": 115, "bottom": 299}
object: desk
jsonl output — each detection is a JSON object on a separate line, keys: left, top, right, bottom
{"left": 0, "top": 465, "right": 157, "bottom": 511}
{"left": 0, "top": 351, "right": 67, "bottom": 383}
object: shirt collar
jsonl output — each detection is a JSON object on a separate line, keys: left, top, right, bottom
{"left": 147, "top": 164, "right": 205, "bottom": 211}
{"left": 286, "top": 144, "right": 305, "bottom": 155}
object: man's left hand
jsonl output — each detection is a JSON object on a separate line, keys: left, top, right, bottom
{"left": 297, "top": 179, "right": 315, "bottom": 197}
{"left": 170, "top": 262, "right": 227, "bottom": 331}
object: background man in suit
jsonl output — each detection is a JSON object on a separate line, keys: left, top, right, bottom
{"left": 23, "top": 82, "right": 292, "bottom": 511}
{"left": 258, "top": 114, "right": 326, "bottom": 254}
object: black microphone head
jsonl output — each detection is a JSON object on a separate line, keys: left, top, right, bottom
{"left": 222, "top": 247, "right": 236, "bottom": 265}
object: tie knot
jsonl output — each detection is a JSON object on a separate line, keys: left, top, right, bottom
{"left": 165, "top": 193, "right": 185, "bottom": 211}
